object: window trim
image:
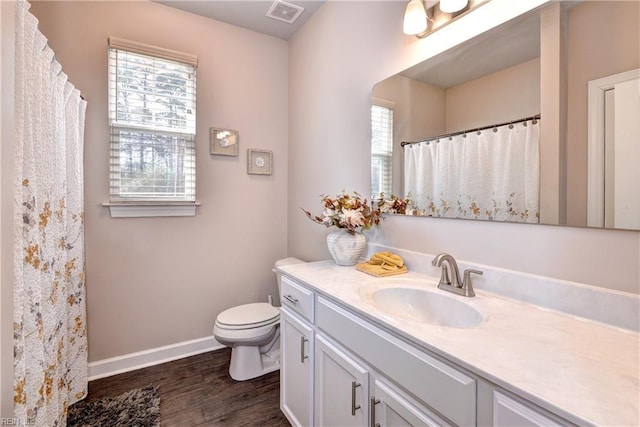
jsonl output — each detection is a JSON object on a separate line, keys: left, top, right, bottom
{"left": 103, "top": 201, "right": 201, "bottom": 218}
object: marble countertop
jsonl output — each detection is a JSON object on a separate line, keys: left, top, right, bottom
{"left": 279, "top": 261, "right": 640, "bottom": 427}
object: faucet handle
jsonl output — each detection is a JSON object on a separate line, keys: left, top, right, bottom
{"left": 464, "top": 269, "right": 483, "bottom": 276}
{"left": 462, "top": 269, "right": 483, "bottom": 297}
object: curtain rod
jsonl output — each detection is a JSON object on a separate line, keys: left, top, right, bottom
{"left": 400, "top": 114, "right": 541, "bottom": 148}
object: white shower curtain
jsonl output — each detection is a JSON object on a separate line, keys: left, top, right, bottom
{"left": 13, "top": 0, "right": 88, "bottom": 424}
{"left": 405, "top": 119, "right": 540, "bottom": 223}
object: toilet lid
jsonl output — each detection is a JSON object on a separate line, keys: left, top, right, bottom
{"left": 217, "top": 303, "right": 280, "bottom": 328}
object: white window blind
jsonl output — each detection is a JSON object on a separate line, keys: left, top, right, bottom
{"left": 371, "top": 104, "right": 394, "bottom": 198}
{"left": 108, "top": 38, "right": 197, "bottom": 202}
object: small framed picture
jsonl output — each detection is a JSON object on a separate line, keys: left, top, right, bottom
{"left": 247, "top": 149, "right": 273, "bottom": 175}
{"left": 210, "top": 128, "right": 239, "bottom": 156}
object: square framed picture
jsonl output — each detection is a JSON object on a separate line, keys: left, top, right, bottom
{"left": 210, "top": 128, "right": 239, "bottom": 156}
{"left": 247, "top": 149, "right": 273, "bottom": 175}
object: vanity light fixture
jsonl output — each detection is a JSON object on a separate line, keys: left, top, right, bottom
{"left": 403, "top": 0, "right": 488, "bottom": 39}
{"left": 439, "top": 0, "right": 469, "bottom": 13}
{"left": 403, "top": 0, "right": 429, "bottom": 36}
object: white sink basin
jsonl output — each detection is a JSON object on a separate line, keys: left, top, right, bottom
{"left": 370, "top": 287, "right": 484, "bottom": 329}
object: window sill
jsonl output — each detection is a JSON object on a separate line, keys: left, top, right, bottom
{"left": 103, "top": 202, "right": 201, "bottom": 218}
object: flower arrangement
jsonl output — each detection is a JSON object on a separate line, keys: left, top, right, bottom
{"left": 302, "top": 191, "right": 382, "bottom": 234}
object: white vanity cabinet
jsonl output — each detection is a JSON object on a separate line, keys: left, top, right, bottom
{"left": 280, "top": 274, "right": 470, "bottom": 426}
{"left": 280, "top": 273, "right": 575, "bottom": 427}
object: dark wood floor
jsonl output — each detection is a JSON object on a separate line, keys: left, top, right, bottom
{"left": 85, "top": 347, "right": 290, "bottom": 426}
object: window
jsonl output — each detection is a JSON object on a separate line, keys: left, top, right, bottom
{"left": 108, "top": 37, "right": 197, "bottom": 205}
{"left": 371, "top": 103, "right": 394, "bottom": 198}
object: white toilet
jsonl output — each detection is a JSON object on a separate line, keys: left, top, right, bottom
{"left": 213, "top": 257, "right": 304, "bottom": 381}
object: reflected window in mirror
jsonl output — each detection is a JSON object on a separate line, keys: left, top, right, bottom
{"left": 371, "top": 102, "right": 394, "bottom": 198}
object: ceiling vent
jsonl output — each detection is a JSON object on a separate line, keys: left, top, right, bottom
{"left": 266, "top": 0, "right": 304, "bottom": 24}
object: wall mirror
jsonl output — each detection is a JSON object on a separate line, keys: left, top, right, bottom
{"left": 372, "top": 1, "right": 639, "bottom": 231}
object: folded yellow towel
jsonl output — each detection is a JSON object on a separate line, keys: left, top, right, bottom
{"left": 368, "top": 251, "right": 404, "bottom": 268}
{"left": 356, "top": 262, "right": 408, "bottom": 277}
{"left": 356, "top": 251, "right": 408, "bottom": 277}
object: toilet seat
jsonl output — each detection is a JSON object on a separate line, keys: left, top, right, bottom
{"left": 214, "top": 302, "right": 280, "bottom": 345}
{"left": 216, "top": 302, "right": 280, "bottom": 330}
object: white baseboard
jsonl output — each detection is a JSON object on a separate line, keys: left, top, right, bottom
{"left": 88, "top": 336, "right": 225, "bottom": 381}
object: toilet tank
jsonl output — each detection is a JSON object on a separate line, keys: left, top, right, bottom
{"left": 273, "top": 257, "right": 305, "bottom": 302}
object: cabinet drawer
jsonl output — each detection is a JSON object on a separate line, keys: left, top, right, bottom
{"left": 373, "top": 375, "right": 452, "bottom": 427}
{"left": 317, "top": 296, "right": 476, "bottom": 427}
{"left": 493, "top": 391, "right": 566, "bottom": 427}
{"left": 281, "top": 276, "right": 314, "bottom": 322}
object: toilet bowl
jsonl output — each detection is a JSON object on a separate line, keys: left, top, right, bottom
{"left": 213, "top": 257, "right": 304, "bottom": 381}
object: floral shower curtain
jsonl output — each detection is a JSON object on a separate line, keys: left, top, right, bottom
{"left": 13, "top": 0, "right": 88, "bottom": 424}
{"left": 404, "top": 119, "right": 540, "bottom": 223}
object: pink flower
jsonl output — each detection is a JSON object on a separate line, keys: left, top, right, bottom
{"left": 339, "top": 208, "right": 365, "bottom": 228}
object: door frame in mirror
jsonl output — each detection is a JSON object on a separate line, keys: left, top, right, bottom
{"left": 587, "top": 68, "right": 640, "bottom": 228}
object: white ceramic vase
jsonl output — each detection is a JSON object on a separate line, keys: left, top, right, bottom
{"left": 326, "top": 229, "right": 366, "bottom": 266}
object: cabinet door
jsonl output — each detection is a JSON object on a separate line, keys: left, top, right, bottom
{"left": 371, "top": 377, "right": 451, "bottom": 427}
{"left": 281, "top": 308, "right": 314, "bottom": 427}
{"left": 493, "top": 391, "right": 563, "bottom": 427}
{"left": 315, "top": 334, "right": 369, "bottom": 427}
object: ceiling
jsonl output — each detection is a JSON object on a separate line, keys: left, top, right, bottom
{"left": 155, "top": 0, "right": 542, "bottom": 86}
{"left": 154, "top": 0, "right": 325, "bottom": 40}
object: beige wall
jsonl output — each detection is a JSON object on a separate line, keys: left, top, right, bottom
{"left": 30, "top": 1, "right": 289, "bottom": 362}
{"left": 288, "top": 0, "right": 639, "bottom": 295}
{"left": 446, "top": 58, "right": 540, "bottom": 132}
{"left": 565, "top": 1, "right": 640, "bottom": 226}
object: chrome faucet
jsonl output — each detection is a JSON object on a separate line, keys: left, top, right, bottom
{"left": 431, "top": 253, "right": 482, "bottom": 297}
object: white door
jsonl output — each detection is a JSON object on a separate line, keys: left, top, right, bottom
{"left": 281, "top": 308, "right": 314, "bottom": 427}
{"left": 588, "top": 69, "right": 640, "bottom": 228}
{"left": 611, "top": 78, "right": 640, "bottom": 229}
{"left": 315, "top": 334, "right": 369, "bottom": 427}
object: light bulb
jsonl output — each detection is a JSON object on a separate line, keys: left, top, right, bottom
{"left": 403, "top": 0, "right": 428, "bottom": 35}
{"left": 439, "top": 0, "right": 468, "bottom": 13}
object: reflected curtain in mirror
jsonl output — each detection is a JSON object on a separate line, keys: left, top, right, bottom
{"left": 404, "top": 119, "right": 540, "bottom": 222}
